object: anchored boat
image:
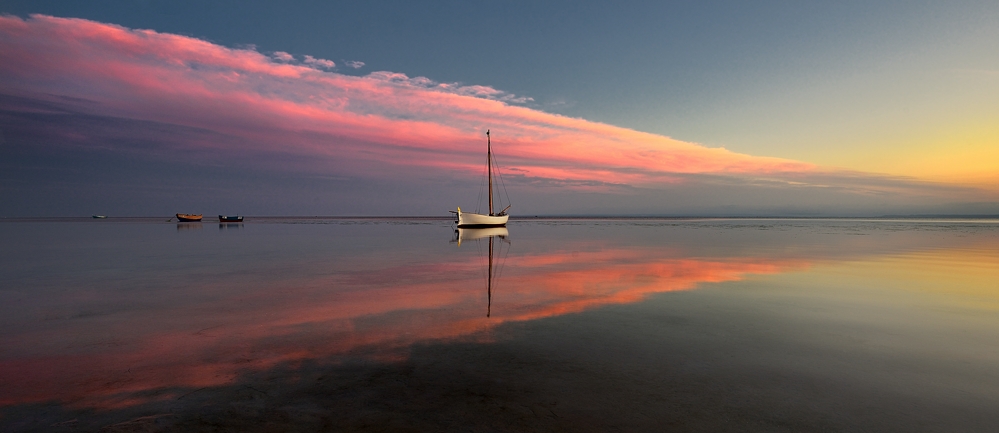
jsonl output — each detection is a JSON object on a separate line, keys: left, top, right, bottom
{"left": 452, "top": 130, "right": 510, "bottom": 228}
{"left": 176, "top": 213, "right": 203, "bottom": 222}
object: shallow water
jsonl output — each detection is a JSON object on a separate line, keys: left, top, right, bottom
{"left": 1, "top": 218, "right": 997, "bottom": 432}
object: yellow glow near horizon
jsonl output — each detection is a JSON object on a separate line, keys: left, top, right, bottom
{"left": 819, "top": 119, "right": 999, "bottom": 191}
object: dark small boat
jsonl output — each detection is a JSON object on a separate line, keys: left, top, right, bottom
{"left": 176, "top": 213, "right": 203, "bottom": 222}
{"left": 218, "top": 215, "right": 243, "bottom": 222}
{"left": 92, "top": 215, "right": 107, "bottom": 219}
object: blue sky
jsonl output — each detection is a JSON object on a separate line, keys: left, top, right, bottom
{"left": 1, "top": 1, "right": 997, "bottom": 216}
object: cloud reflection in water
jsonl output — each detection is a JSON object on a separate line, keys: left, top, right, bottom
{"left": 0, "top": 219, "right": 995, "bottom": 414}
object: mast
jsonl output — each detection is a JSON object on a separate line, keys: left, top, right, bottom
{"left": 487, "top": 234, "right": 493, "bottom": 317}
{"left": 487, "top": 130, "right": 493, "bottom": 215}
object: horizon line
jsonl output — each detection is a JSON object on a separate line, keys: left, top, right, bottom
{"left": 3, "top": 214, "right": 999, "bottom": 221}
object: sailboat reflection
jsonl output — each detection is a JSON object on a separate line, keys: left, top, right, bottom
{"left": 454, "top": 227, "right": 509, "bottom": 244}
{"left": 453, "top": 227, "right": 511, "bottom": 317}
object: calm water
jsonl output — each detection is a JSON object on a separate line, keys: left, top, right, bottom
{"left": 1, "top": 218, "right": 998, "bottom": 432}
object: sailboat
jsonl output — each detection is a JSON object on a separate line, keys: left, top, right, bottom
{"left": 453, "top": 130, "right": 510, "bottom": 227}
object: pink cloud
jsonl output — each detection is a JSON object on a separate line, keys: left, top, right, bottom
{"left": 3, "top": 13, "right": 995, "bottom": 213}
{"left": 271, "top": 51, "right": 293, "bottom": 62}
{"left": 0, "top": 14, "right": 817, "bottom": 189}
{"left": 303, "top": 54, "right": 335, "bottom": 69}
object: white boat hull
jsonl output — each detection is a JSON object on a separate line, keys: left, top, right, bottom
{"left": 456, "top": 210, "right": 508, "bottom": 227}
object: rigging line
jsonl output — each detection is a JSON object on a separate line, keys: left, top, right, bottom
{"left": 489, "top": 153, "right": 500, "bottom": 209}
{"left": 475, "top": 158, "right": 487, "bottom": 214}
{"left": 490, "top": 159, "right": 499, "bottom": 210}
{"left": 494, "top": 237, "right": 511, "bottom": 283}
{"left": 491, "top": 152, "right": 513, "bottom": 208}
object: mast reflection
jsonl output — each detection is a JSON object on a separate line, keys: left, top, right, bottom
{"left": 453, "top": 227, "right": 510, "bottom": 317}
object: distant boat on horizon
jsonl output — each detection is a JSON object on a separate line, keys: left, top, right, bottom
{"left": 218, "top": 215, "right": 243, "bottom": 222}
{"left": 452, "top": 130, "right": 510, "bottom": 228}
{"left": 176, "top": 213, "right": 203, "bottom": 222}
{"left": 92, "top": 215, "right": 107, "bottom": 219}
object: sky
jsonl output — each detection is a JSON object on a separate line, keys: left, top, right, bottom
{"left": 0, "top": 1, "right": 997, "bottom": 216}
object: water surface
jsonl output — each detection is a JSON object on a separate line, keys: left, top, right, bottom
{"left": 1, "top": 218, "right": 997, "bottom": 431}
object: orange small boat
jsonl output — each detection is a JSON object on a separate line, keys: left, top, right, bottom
{"left": 176, "top": 213, "right": 203, "bottom": 222}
